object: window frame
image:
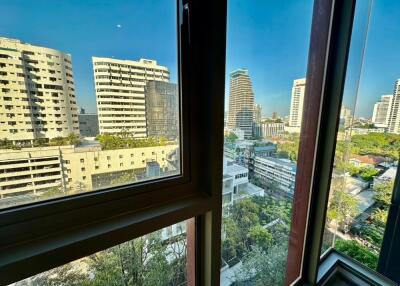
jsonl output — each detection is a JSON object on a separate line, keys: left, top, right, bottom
{"left": 286, "top": 0, "right": 357, "bottom": 284}
{"left": 2, "top": 0, "right": 396, "bottom": 285}
{"left": 0, "top": 0, "right": 227, "bottom": 285}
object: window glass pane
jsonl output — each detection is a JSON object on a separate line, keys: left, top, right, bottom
{"left": 321, "top": 0, "right": 400, "bottom": 272}
{"left": 0, "top": 1, "right": 180, "bottom": 208}
{"left": 10, "top": 221, "right": 189, "bottom": 286}
{"left": 221, "top": 1, "right": 313, "bottom": 285}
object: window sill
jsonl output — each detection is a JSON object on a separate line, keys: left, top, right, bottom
{"left": 317, "top": 249, "right": 396, "bottom": 286}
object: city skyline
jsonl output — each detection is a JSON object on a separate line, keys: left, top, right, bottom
{"left": 1, "top": 1, "right": 399, "bottom": 118}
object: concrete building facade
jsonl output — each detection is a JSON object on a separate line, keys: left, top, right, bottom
{"left": 253, "top": 156, "right": 297, "bottom": 195}
{"left": 78, "top": 113, "right": 99, "bottom": 137}
{"left": 254, "top": 103, "right": 262, "bottom": 124}
{"left": 388, "top": 80, "right": 400, "bottom": 134}
{"left": 261, "top": 122, "right": 285, "bottom": 138}
{"left": 93, "top": 57, "right": 169, "bottom": 136}
{"left": 340, "top": 105, "right": 353, "bottom": 128}
{"left": 0, "top": 37, "right": 79, "bottom": 144}
{"left": 289, "top": 78, "right": 306, "bottom": 127}
{"left": 0, "top": 144, "right": 178, "bottom": 206}
{"left": 227, "top": 69, "right": 255, "bottom": 139}
{"left": 372, "top": 94, "right": 393, "bottom": 128}
{"left": 145, "top": 81, "right": 179, "bottom": 140}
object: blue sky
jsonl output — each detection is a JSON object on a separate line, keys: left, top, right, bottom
{"left": 0, "top": 1, "right": 399, "bottom": 117}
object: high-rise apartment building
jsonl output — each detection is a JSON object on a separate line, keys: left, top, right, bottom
{"left": 387, "top": 80, "right": 400, "bottom": 134}
{"left": 254, "top": 103, "right": 262, "bottom": 124}
{"left": 145, "top": 81, "right": 179, "bottom": 140}
{"left": 372, "top": 94, "right": 393, "bottom": 128}
{"left": 289, "top": 78, "right": 306, "bottom": 127}
{"left": 340, "top": 105, "right": 353, "bottom": 128}
{"left": 0, "top": 37, "right": 79, "bottom": 144}
{"left": 227, "top": 69, "right": 255, "bottom": 139}
{"left": 93, "top": 57, "right": 169, "bottom": 136}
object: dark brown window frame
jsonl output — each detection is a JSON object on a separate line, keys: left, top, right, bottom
{"left": 2, "top": 0, "right": 398, "bottom": 285}
{"left": 0, "top": 1, "right": 226, "bottom": 285}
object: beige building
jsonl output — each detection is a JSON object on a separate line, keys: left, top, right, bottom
{"left": 92, "top": 57, "right": 170, "bottom": 136}
{"left": 0, "top": 144, "right": 178, "bottom": 206}
{"left": 0, "top": 37, "right": 79, "bottom": 144}
{"left": 289, "top": 78, "right": 306, "bottom": 127}
{"left": 227, "top": 69, "right": 255, "bottom": 139}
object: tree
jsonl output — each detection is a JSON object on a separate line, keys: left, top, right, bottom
{"left": 33, "top": 138, "right": 48, "bottom": 147}
{"left": 335, "top": 239, "right": 379, "bottom": 270}
{"left": 248, "top": 225, "right": 273, "bottom": 250}
{"left": 225, "top": 132, "right": 239, "bottom": 143}
{"left": 96, "top": 133, "right": 172, "bottom": 150}
{"left": 374, "top": 181, "right": 394, "bottom": 206}
{"left": 327, "top": 180, "right": 359, "bottom": 247}
{"left": 87, "top": 231, "right": 184, "bottom": 286}
{"left": 28, "top": 263, "right": 89, "bottom": 286}
{"left": 49, "top": 136, "right": 66, "bottom": 146}
{"left": 109, "top": 171, "right": 136, "bottom": 187}
{"left": 359, "top": 167, "right": 379, "bottom": 181}
{"left": 350, "top": 133, "right": 400, "bottom": 160}
{"left": 371, "top": 208, "right": 388, "bottom": 227}
{"left": 235, "top": 243, "right": 288, "bottom": 285}
{"left": 276, "top": 134, "right": 299, "bottom": 161}
{"left": 66, "top": 133, "right": 81, "bottom": 146}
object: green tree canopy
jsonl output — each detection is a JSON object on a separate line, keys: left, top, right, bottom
{"left": 327, "top": 185, "right": 359, "bottom": 230}
{"left": 96, "top": 133, "right": 172, "bottom": 150}
{"left": 335, "top": 239, "right": 379, "bottom": 270}
{"left": 225, "top": 132, "right": 239, "bottom": 143}
{"left": 374, "top": 181, "right": 395, "bottom": 206}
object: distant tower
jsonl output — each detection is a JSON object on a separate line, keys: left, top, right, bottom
{"left": 340, "top": 106, "right": 353, "bottom": 128}
{"left": 387, "top": 80, "right": 400, "bottom": 134}
{"left": 272, "top": 112, "right": 278, "bottom": 120}
{"left": 254, "top": 104, "right": 262, "bottom": 124}
{"left": 372, "top": 94, "right": 393, "bottom": 128}
{"left": 289, "top": 78, "right": 306, "bottom": 127}
{"left": 145, "top": 81, "right": 179, "bottom": 140}
{"left": 227, "top": 69, "right": 255, "bottom": 139}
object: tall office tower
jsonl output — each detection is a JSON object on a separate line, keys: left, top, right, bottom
{"left": 227, "top": 69, "right": 255, "bottom": 139}
{"left": 340, "top": 105, "right": 353, "bottom": 128}
{"left": 289, "top": 78, "right": 306, "bottom": 127}
{"left": 372, "top": 94, "right": 393, "bottom": 128}
{"left": 145, "top": 81, "right": 178, "bottom": 140}
{"left": 254, "top": 103, "right": 262, "bottom": 124}
{"left": 0, "top": 37, "right": 79, "bottom": 144}
{"left": 388, "top": 80, "right": 400, "bottom": 134}
{"left": 93, "top": 57, "right": 169, "bottom": 136}
{"left": 78, "top": 111, "right": 99, "bottom": 137}
{"left": 272, "top": 111, "right": 278, "bottom": 120}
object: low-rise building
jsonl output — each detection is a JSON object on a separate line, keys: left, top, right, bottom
{"left": 0, "top": 144, "right": 178, "bottom": 206}
{"left": 222, "top": 158, "right": 264, "bottom": 205}
{"left": 260, "top": 122, "right": 285, "bottom": 138}
{"left": 349, "top": 155, "right": 386, "bottom": 168}
{"left": 351, "top": 127, "right": 385, "bottom": 135}
{"left": 373, "top": 166, "right": 397, "bottom": 186}
{"left": 224, "top": 140, "right": 276, "bottom": 167}
{"left": 253, "top": 156, "right": 297, "bottom": 195}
